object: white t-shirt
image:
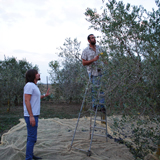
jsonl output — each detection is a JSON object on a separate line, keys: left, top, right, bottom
{"left": 23, "top": 82, "right": 41, "bottom": 116}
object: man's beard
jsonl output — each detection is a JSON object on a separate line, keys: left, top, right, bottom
{"left": 38, "top": 78, "right": 41, "bottom": 80}
{"left": 91, "top": 42, "right": 96, "bottom": 45}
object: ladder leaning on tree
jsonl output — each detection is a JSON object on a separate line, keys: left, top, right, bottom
{"left": 70, "top": 74, "right": 108, "bottom": 156}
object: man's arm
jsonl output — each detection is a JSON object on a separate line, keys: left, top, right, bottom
{"left": 25, "top": 94, "right": 35, "bottom": 127}
{"left": 82, "top": 55, "right": 99, "bottom": 66}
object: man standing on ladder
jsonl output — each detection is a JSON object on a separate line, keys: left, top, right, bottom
{"left": 81, "top": 34, "right": 105, "bottom": 112}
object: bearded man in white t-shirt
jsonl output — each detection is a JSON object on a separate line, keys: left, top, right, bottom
{"left": 23, "top": 69, "right": 50, "bottom": 160}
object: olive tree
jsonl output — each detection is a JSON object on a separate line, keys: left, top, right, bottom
{"left": 85, "top": 0, "right": 160, "bottom": 158}
{"left": 49, "top": 38, "right": 88, "bottom": 102}
{"left": 0, "top": 56, "right": 39, "bottom": 110}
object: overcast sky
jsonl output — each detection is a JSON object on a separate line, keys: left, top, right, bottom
{"left": 0, "top": 0, "right": 158, "bottom": 83}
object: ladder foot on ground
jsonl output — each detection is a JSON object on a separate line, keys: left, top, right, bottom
{"left": 87, "top": 150, "right": 91, "bottom": 157}
{"left": 70, "top": 80, "right": 108, "bottom": 156}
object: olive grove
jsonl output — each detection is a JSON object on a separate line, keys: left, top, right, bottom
{"left": 84, "top": 0, "right": 160, "bottom": 159}
{"left": 49, "top": 0, "right": 160, "bottom": 159}
{"left": 0, "top": 57, "right": 39, "bottom": 110}
{"left": 85, "top": 0, "right": 160, "bottom": 113}
{"left": 49, "top": 38, "right": 88, "bottom": 103}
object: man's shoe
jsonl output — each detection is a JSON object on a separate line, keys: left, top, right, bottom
{"left": 33, "top": 155, "right": 42, "bottom": 159}
{"left": 100, "top": 105, "right": 106, "bottom": 113}
{"left": 101, "top": 107, "right": 106, "bottom": 113}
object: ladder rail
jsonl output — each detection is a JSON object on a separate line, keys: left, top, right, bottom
{"left": 105, "top": 109, "right": 108, "bottom": 142}
{"left": 70, "top": 81, "right": 90, "bottom": 150}
{"left": 88, "top": 107, "right": 98, "bottom": 151}
{"left": 70, "top": 71, "right": 108, "bottom": 156}
{"left": 88, "top": 75, "right": 108, "bottom": 152}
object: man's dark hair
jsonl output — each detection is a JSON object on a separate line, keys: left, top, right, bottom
{"left": 87, "top": 34, "right": 94, "bottom": 40}
{"left": 25, "top": 69, "right": 38, "bottom": 83}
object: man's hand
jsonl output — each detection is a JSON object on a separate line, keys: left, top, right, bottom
{"left": 93, "top": 55, "right": 99, "bottom": 61}
{"left": 41, "top": 88, "right": 50, "bottom": 99}
{"left": 82, "top": 55, "right": 99, "bottom": 66}
{"left": 45, "top": 88, "right": 50, "bottom": 97}
{"left": 30, "top": 116, "right": 35, "bottom": 127}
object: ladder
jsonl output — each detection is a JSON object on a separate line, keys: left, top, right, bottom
{"left": 70, "top": 76, "right": 108, "bottom": 156}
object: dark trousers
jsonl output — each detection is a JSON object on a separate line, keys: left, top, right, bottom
{"left": 24, "top": 116, "right": 39, "bottom": 160}
{"left": 89, "top": 73, "right": 105, "bottom": 108}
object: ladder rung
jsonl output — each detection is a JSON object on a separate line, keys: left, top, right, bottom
{"left": 90, "top": 133, "right": 107, "bottom": 137}
{"left": 91, "top": 118, "right": 106, "bottom": 122}
{"left": 92, "top": 85, "right": 100, "bottom": 87}
{"left": 89, "top": 108, "right": 106, "bottom": 111}
{"left": 73, "top": 147, "right": 88, "bottom": 152}
{"left": 70, "top": 80, "right": 108, "bottom": 153}
{"left": 91, "top": 126, "right": 106, "bottom": 130}
{"left": 98, "top": 103, "right": 105, "bottom": 105}
{"left": 87, "top": 102, "right": 105, "bottom": 105}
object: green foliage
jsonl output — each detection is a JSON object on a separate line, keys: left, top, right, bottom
{"left": 85, "top": 0, "right": 160, "bottom": 159}
{"left": 85, "top": 0, "right": 160, "bottom": 113}
{"left": 48, "top": 38, "right": 88, "bottom": 103}
{"left": 46, "top": 0, "right": 160, "bottom": 158}
{"left": 0, "top": 56, "right": 39, "bottom": 108}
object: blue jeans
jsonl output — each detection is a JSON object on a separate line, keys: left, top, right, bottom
{"left": 24, "top": 116, "right": 39, "bottom": 160}
{"left": 89, "top": 73, "right": 105, "bottom": 108}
